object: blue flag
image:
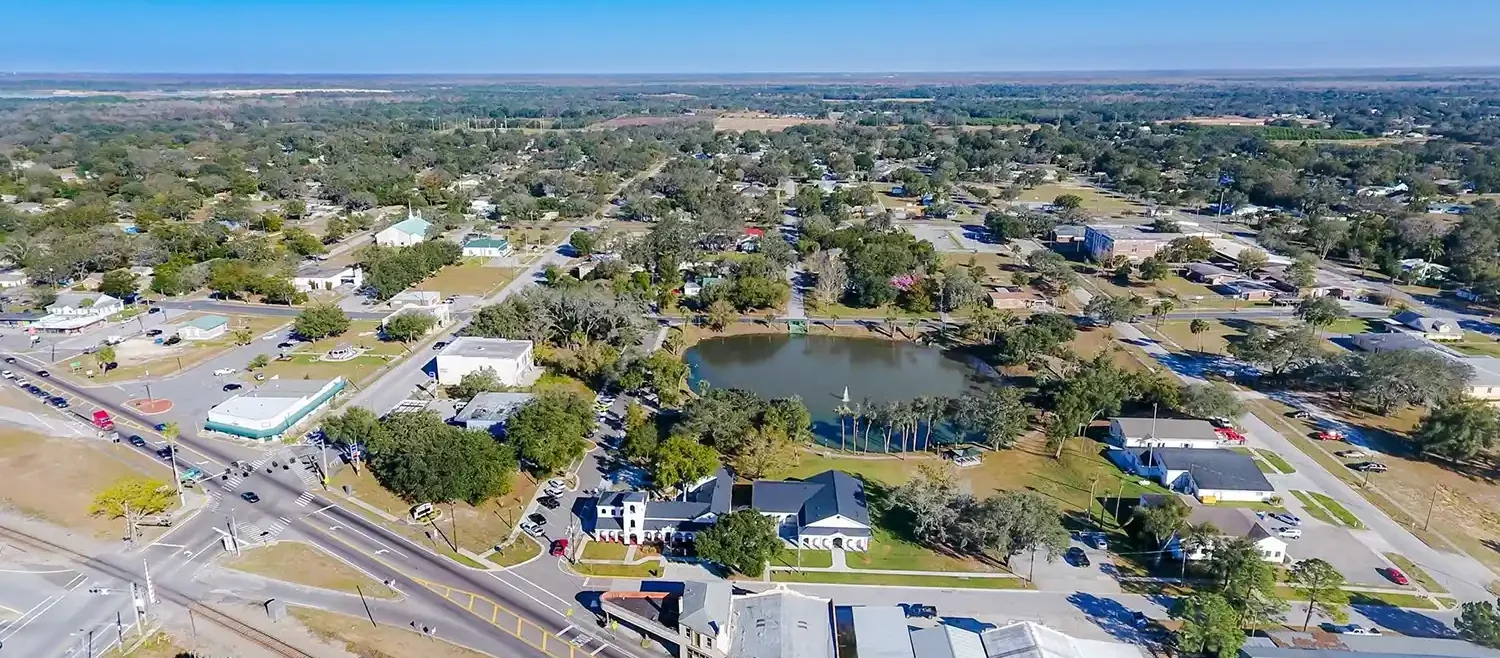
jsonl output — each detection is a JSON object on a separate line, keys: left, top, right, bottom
{"left": 1218, "top": 173, "right": 1235, "bottom": 186}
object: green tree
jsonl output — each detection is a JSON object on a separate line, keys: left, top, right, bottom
{"left": 90, "top": 476, "right": 175, "bottom": 542}
{"left": 283, "top": 199, "right": 307, "bottom": 219}
{"left": 1227, "top": 326, "right": 1322, "bottom": 376}
{"left": 1190, "top": 318, "right": 1212, "bottom": 354}
{"left": 1050, "top": 354, "right": 1135, "bottom": 457}
{"left": 294, "top": 303, "right": 351, "bottom": 340}
{"left": 705, "top": 299, "right": 737, "bottom": 331}
{"left": 1236, "top": 248, "right": 1269, "bottom": 275}
{"left": 1412, "top": 398, "right": 1500, "bottom": 462}
{"left": 568, "top": 230, "right": 599, "bottom": 257}
{"left": 1458, "top": 600, "right": 1500, "bottom": 649}
{"left": 1138, "top": 256, "right": 1169, "bottom": 281}
{"left": 232, "top": 328, "right": 253, "bottom": 346}
{"left": 369, "top": 411, "right": 516, "bottom": 505}
{"left": 1151, "top": 298, "right": 1175, "bottom": 327}
{"left": 652, "top": 436, "right": 720, "bottom": 491}
{"left": 1053, "top": 194, "right": 1083, "bottom": 210}
{"left": 1084, "top": 293, "right": 1146, "bottom": 325}
{"left": 98, "top": 269, "right": 139, "bottom": 299}
{"left": 1134, "top": 495, "right": 1190, "bottom": 556}
{"left": 1296, "top": 296, "right": 1347, "bottom": 331}
{"left": 1289, "top": 558, "right": 1350, "bottom": 631}
{"left": 248, "top": 354, "right": 270, "bottom": 370}
{"left": 694, "top": 509, "right": 780, "bottom": 577}
{"left": 1172, "top": 593, "right": 1245, "bottom": 658}
{"left": 1178, "top": 521, "right": 1220, "bottom": 578}
{"left": 95, "top": 344, "right": 117, "bottom": 370}
{"left": 1178, "top": 383, "right": 1244, "bottom": 420}
{"left": 732, "top": 426, "right": 800, "bottom": 480}
{"left": 447, "top": 367, "right": 505, "bottom": 400}
{"left": 1287, "top": 256, "right": 1318, "bottom": 289}
{"left": 503, "top": 390, "right": 593, "bottom": 475}
{"left": 622, "top": 403, "right": 660, "bottom": 463}
{"left": 1208, "top": 536, "right": 1287, "bottom": 627}
{"left": 283, "top": 228, "right": 326, "bottom": 256}
{"left": 384, "top": 311, "right": 438, "bottom": 343}
{"left": 1351, "top": 349, "right": 1473, "bottom": 414}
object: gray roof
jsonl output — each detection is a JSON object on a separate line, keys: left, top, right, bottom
{"left": 1141, "top": 494, "right": 1274, "bottom": 542}
{"left": 978, "top": 621, "right": 1142, "bottom": 658}
{"left": 1242, "top": 633, "right": 1500, "bottom": 657}
{"left": 1052, "top": 225, "right": 1087, "bottom": 238}
{"left": 1186, "top": 262, "right": 1235, "bottom": 278}
{"left": 678, "top": 581, "right": 731, "bottom": 638}
{"left": 1138, "top": 448, "right": 1274, "bottom": 493}
{"left": 752, "top": 470, "right": 870, "bottom": 527}
{"left": 730, "top": 589, "right": 834, "bottom": 658}
{"left": 51, "top": 292, "right": 119, "bottom": 308}
{"left": 851, "top": 607, "right": 915, "bottom": 658}
{"left": 910, "top": 625, "right": 986, "bottom": 658}
{"left": 454, "top": 392, "right": 534, "bottom": 424}
{"left": 1351, "top": 332, "right": 1431, "bottom": 352}
{"left": 438, "top": 336, "right": 533, "bottom": 359}
{"left": 1111, "top": 417, "right": 1220, "bottom": 441}
{"left": 1393, "top": 310, "right": 1463, "bottom": 334}
{"left": 295, "top": 262, "right": 356, "bottom": 278}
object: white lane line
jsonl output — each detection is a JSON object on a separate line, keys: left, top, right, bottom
{"left": 497, "top": 566, "right": 577, "bottom": 610}
{"left": 485, "top": 571, "right": 566, "bottom": 618}
{"left": 295, "top": 492, "right": 314, "bottom": 507}
{"left": 313, "top": 509, "right": 407, "bottom": 558}
{"left": 0, "top": 597, "right": 52, "bottom": 634}
{"left": 0, "top": 575, "right": 82, "bottom": 641}
{"left": 0, "top": 567, "right": 74, "bottom": 574}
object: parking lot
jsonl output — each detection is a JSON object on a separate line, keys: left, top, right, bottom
{"left": 513, "top": 390, "right": 622, "bottom": 556}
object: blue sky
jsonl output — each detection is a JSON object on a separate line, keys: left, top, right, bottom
{"left": 3, "top": 0, "right": 1499, "bottom": 74}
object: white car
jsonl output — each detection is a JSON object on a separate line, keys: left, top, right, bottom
{"left": 547, "top": 478, "right": 567, "bottom": 490}
{"left": 520, "top": 521, "right": 545, "bottom": 537}
{"left": 544, "top": 485, "right": 565, "bottom": 498}
{"left": 1, "top": 370, "right": 12, "bottom": 379}
{"left": 213, "top": 368, "right": 237, "bottom": 376}
{"left": 1334, "top": 624, "right": 1380, "bottom": 635}
{"left": 1277, "top": 527, "right": 1303, "bottom": 540}
{"left": 1089, "top": 534, "right": 1109, "bottom": 550}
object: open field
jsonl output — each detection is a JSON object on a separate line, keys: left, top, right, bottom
{"left": 330, "top": 467, "right": 538, "bottom": 556}
{"left": 292, "top": 608, "right": 493, "bottom": 658}
{"left": 0, "top": 425, "right": 176, "bottom": 538}
{"left": 75, "top": 314, "right": 287, "bottom": 382}
{"left": 1012, "top": 183, "right": 1146, "bottom": 215}
{"left": 713, "top": 112, "right": 833, "bottom": 132}
{"left": 223, "top": 541, "right": 399, "bottom": 598}
{"left": 265, "top": 321, "right": 412, "bottom": 384}
{"left": 770, "top": 571, "right": 1030, "bottom": 590}
{"left": 422, "top": 261, "right": 517, "bottom": 296}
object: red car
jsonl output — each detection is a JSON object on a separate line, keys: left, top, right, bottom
{"left": 1215, "top": 427, "right": 1246, "bottom": 443}
{"left": 1315, "top": 429, "right": 1345, "bottom": 442}
{"left": 550, "top": 538, "right": 569, "bottom": 557}
{"left": 1385, "top": 568, "right": 1409, "bottom": 586}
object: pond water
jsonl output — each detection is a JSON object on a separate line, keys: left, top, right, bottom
{"left": 682, "top": 334, "right": 992, "bottom": 451}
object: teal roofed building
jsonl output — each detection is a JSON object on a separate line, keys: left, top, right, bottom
{"left": 375, "top": 212, "right": 433, "bottom": 247}
{"left": 204, "top": 377, "right": 346, "bottom": 441}
{"left": 462, "top": 236, "right": 512, "bottom": 258}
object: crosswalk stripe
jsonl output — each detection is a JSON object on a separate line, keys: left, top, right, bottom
{"left": 295, "top": 492, "right": 314, "bottom": 507}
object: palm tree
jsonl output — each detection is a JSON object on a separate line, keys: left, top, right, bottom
{"left": 1151, "top": 299, "right": 1175, "bottom": 328}
{"left": 1189, "top": 318, "right": 1211, "bottom": 354}
{"left": 1178, "top": 521, "right": 1221, "bottom": 579}
{"left": 833, "top": 403, "right": 851, "bottom": 452}
{"left": 860, "top": 398, "right": 877, "bottom": 451}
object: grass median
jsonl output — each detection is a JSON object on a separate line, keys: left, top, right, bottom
{"left": 1257, "top": 450, "right": 1297, "bottom": 474}
{"left": 1383, "top": 552, "right": 1448, "bottom": 594}
{"left": 1289, "top": 490, "right": 1339, "bottom": 526}
{"left": 223, "top": 542, "right": 400, "bottom": 598}
{"left": 770, "top": 570, "right": 1031, "bottom": 590}
{"left": 1308, "top": 491, "right": 1365, "bottom": 529}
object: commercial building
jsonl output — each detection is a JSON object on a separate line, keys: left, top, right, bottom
{"left": 434, "top": 337, "right": 535, "bottom": 386}
{"left": 47, "top": 292, "right": 123, "bottom": 318}
{"left": 1122, "top": 448, "right": 1276, "bottom": 503}
{"left": 594, "top": 468, "right": 732, "bottom": 545}
{"left": 205, "top": 377, "right": 346, "bottom": 441}
{"left": 1083, "top": 226, "right": 1180, "bottom": 262}
{"left": 452, "top": 392, "right": 534, "bottom": 433}
{"left": 461, "top": 236, "right": 512, "bottom": 258}
{"left": 1142, "top": 494, "right": 1287, "bottom": 563}
{"left": 987, "top": 287, "right": 1049, "bottom": 311}
{"left": 846, "top": 607, "right": 1143, "bottom": 658}
{"left": 293, "top": 263, "right": 363, "bottom": 292}
{"left": 374, "top": 214, "right": 432, "bottom": 247}
{"left": 1185, "top": 262, "right": 1239, "bottom": 286}
{"left": 176, "top": 314, "right": 229, "bottom": 341}
{"left": 598, "top": 583, "right": 833, "bottom": 658}
{"left": 1108, "top": 417, "right": 1222, "bottom": 449}
{"left": 0, "top": 270, "right": 27, "bottom": 288}
{"left": 388, "top": 290, "right": 442, "bottom": 308}
{"left": 380, "top": 303, "right": 451, "bottom": 335}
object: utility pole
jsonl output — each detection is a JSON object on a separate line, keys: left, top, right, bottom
{"left": 169, "top": 440, "right": 183, "bottom": 506}
{"left": 228, "top": 513, "right": 241, "bottom": 555}
{"left": 1425, "top": 486, "right": 1440, "bottom": 531}
{"left": 129, "top": 583, "right": 143, "bottom": 638}
{"left": 1113, "top": 479, "right": 1126, "bottom": 521}
{"left": 1087, "top": 476, "right": 1099, "bottom": 524}
{"left": 116, "top": 611, "right": 125, "bottom": 646}
{"left": 142, "top": 560, "right": 157, "bottom": 606}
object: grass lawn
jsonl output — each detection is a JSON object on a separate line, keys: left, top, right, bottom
{"left": 294, "top": 321, "right": 409, "bottom": 358}
{"left": 1383, "top": 552, "right": 1448, "bottom": 594}
{"left": 292, "top": 608, "right": 491, "bottom": 658}
{"left": 329, "top": 468, "right": 538, "bottom": 556}
{"left": 1289, "top": 490, "right": 1339, "bottom": 526}
{"left": 772, "top": 547, "right": 834, "bottom": 569}
{"left": 574, "top": 562, "right": 661, "bottom": 578}
{"left": 0, "top": 425, "right": 179, "bottom": 539}
{"left": 223, "top": 542, "right": 398, "bottom": 598}
{"left": 941, "top": 252, "right": 1019, "bottom": 287}
{"left": 1274, "top": 586, "right": 1437, "bottom": 610}
{"left": 1207, "top": 500, "right": 1287, "bottom": 513}
{"left": 489, "top": 539, "right": 541, "bottom": 567}
{"left": 1308, "top": 491, "right": 1365, "bottom": 529}
{"left": 1324, "top": 318, "right": 1376, "bottom": 335}
{"left": 1257, "top": 450, "right": 1297, "bottom": 474}
{"left": 262, "top": 354, "right": 387, "bottom": 383}
{"left": 1451, "top": 340, "right": 1500, "bottom": 358}
{"left": 1012, "top": 183, "right": 1145, "bottom": 215}
{"left": 582, "top": 540, "right": 630, "bottom": 561}
{"left": 770, "top": 570, "right": 1031, "bottom": 590}
{"left": 422, "top": 261, "right": 517, "bottom": 297}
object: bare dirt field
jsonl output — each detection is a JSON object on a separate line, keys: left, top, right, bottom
{"left": 291, "top": 608, "right": 492, "bottom": 658}
{"left": 223, "top": 541, "right": 398, "bottom": 598}
{"left": 1159, "top": 115, "right": 1269, "bottom": 126}
{"left": 0, "top": 425, "right": 174, "bottom": 538}
{"left": 713, "top": 112, "right": 834, "bottom": 132}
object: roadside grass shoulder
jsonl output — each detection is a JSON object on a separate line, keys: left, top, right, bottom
{"left": 489, "top": 539, "right": 541, "bottom": 567}
{"left": 1257, "top": 450, "right": 1297, "bottom": 474}
{"left": 1274, "top": 585, "right": 1437, "bottom": 610}
{"left": 1307, "top": 491, "right": 1365, "bottom": 529}
{"left": 769, "top": 570, "right": 1032, "bottom": 590}
{"left": 1289, "top": 490, "right": 1339, "bottom": 526}
{"left": 223, "top": 541, "right": 399, "bottom": 598}
{"left": 1383, "top": 552, "right": 1448, "bottom": 594}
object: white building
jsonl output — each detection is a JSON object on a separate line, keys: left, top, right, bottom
{"left": 434, "top": 337, "right": 535, "bottom": 386}
{"left": 205, "top": 377, "right": 346, "bottom": 441}
{"left": 1143, "top": 495, "right": 1288, "bottom": 563}
{"left": 374, "top": 214, "right": 432, "bottom": 247}
{"left": 388, "top": 290, "right": 441, "bottom": 308}
{"left": 380, "top": 304, "right": 451, "bottom": 334}
{"left": 176, "top": 314, "right": 229, "bottom": 341}
{"left": 461, "top": 236, "right": 512, "bottom": 259}
{"left": 1108, "top": 417, "right": 1222, "bottom": 449}
{"left": 293, "top": 263, "right": 363, "bottom": 292}
{"left": 0, "top": 270, "right": 27, "bottom": 288}
{"left": 47, "top": 292, "right": 123, "bottom": 318}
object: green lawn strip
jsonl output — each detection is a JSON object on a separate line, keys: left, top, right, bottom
{"left": 1256, "top": 450, "right": 1297, "bottom": 474}
{"left": 772, "top": 547, "right": 834, "bottom": 569}
{"left": 770, "top": 570, "right": 1031, "bottom": 590}
{"left": 1288, "top": 490, "right": 1339, "bottom": 526}
{"left": 1274, "top": 586, "right": 1436, "bottom": 610}
{"left": 844, "top": 527, "right": 1003, "bottom": 573}
{"left": 581, "top": 540, "right": 630, "bottom": 561}
{"left": 1307, "top": 491, "right": 1365, "bottom": 529}
{"left": 1382, "top": 553, "right": 1448, "bottom": 594}
{"left": 1438, "top": 597, "right": 1458, "bottom": 608}
{"left": 574, "top": 562, "right": 661, "bottom": 578}
{"left": 489, "top": 540, "right": 541, "bottom": 567}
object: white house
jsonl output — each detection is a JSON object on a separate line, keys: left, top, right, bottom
{"left": 374, "top": 215, "right": 432, "bottom": 247}
{"left": 388, "top": 290, "right": 441, "bottom": 308}
{"left": 461, "top": 236, "right": 512, "bottom": 258}
{"left": 434, "top": 337, "right": 535, "bottom": 386}
{"left": 176, "top": 314, "right": 229, "bottom": 341}
{"left": 1391, "top": 310, "right": 1464, "bottom": 341}
{"left": 1142, "top": 495, "right": 1287, "bottom": 563}
{"left": 380, "top": 304, "right": 451, "bottom": 334}
{"left": 0, "top": 270, "right": 27, "bottom": 288}
{"left": 1122, "top": 448, "right": 1276, "bottom": 503}
{"left": 594, "top": 469, "right": 732, "bottom": 546}
{"left": 47, "top": 293, "right": 123, "bottom": 318}
{"left": 1108, "top": 417, "right": 1222, "bottom": 449}
{"left": 293, "top": 263, "right": 363, "bottom": 292}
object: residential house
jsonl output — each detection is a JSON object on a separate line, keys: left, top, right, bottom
{"left": 461, "top": 236, "right": 512, "bottom": 259}
{"left": 293, "top": 263, "right": 363, "bottom": 292}
{"left": 374, "top": 214, "right": 432, "bottom": 247}
{"left": 380, "top": 303, "right": 451, "bottom": 334}
{"left": 987, "top": 288, "right": 1048, "bottom": 311}
{"left": 176, "top": 315, "right": 229, "bottom": 341}
{"left": 1391, "top": 310, "right": 1464, "bottom": 341}
{"left": 1208, "top": 238, "right": 1292, "bottom": 270}
{"left": 434, "top": 337, "right": 535, "bottom": 386}
{"left": 1122, "top": 448, "right": 1276, "bottom": 503}
{"left": 47, "top": 293, "right": 123, "bottom": 318}
{"left": 1218, "top": 279, "right": 1281, "bottom": 301}
{"left": 452, "top": 392, "right": 534, "bottom": 433}
{"left": 598, "top": 583, "right": 833, "bottom": 658}
{"left": 1185, "top": 263, "right": 1239, "bottom": 286}
{"left": 1352, "top": 332, "right": 1433, "bottom": 353}
{"left": 1108, "top": 417, "right": 1222, "bottom": 449}
{"left": 1264, "top": 267, "right": 1365, "bottom": 300}
{"left": 1140, "top": 495, "right": 1286, "bottom": 563}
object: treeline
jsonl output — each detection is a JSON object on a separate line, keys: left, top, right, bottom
{"left": 359, "top": 239, "right": 462, "bottom": 301}
{"left": 1257, "top": 126, "right": 1368, "bottom": 141}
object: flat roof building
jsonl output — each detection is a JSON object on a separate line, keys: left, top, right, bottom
{"left": 434, "top": 337, "right": 535, "bottom": 387}
{"left": 205, "top": 377, "right": 346, "bottom": 441}
{"left": 1108, "top": 417, "right": 1222, "bottom": 449}
{"left": 452, "top": 392, "right": 534, "bottom": 433}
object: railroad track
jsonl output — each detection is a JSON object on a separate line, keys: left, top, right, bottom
{"left": 0, "top": 524, "right": 316, "bottom": 658}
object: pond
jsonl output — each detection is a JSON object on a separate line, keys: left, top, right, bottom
{"left": 682, "top": 334, "right": 993, "bottom": 451}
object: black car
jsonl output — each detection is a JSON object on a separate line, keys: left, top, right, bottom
{"left": 127, "top": 435, "right": 147, "bottom": 447}
{"left": 25, "top": 385, "right": 42, "bottom": 395}
{"left": 145, "top": 329, "right": 163, "bottom": 337}
{"left": 432, "top": 341, "right": 449, "bottom": 351}
{"left": 156, "top": 446, "right": 175, "bottom": 459}
{"left": 537, "top": 496, "right": 561, "bottom": 510}
{"left": 1066, "top": 547, "right": 1090, "bottom": 567}
{"left": 902, "top": 603, "right": 938, "bottom": 618}
{"left": 35, "top": 370, "right": 48, "bottom": 378}
{"left": 277, "top": 342, "right": 295, "bottom": 349}
{"left": 223, "top": 383, "right": 242, "bottom": 392}
{"left": 3, "top": 357, "right": 13, "bottom": 364}
{"left": 527, "top": 512, "right": 548, "bottom": 526}
{"left": 49, "top": 396, "right": 68, "bottom": 408}
{"left": 240, "top": 491, "right": 260, "bottom": 503}
{"left": 148, "top": 307, "right": 163, "bottom": 314}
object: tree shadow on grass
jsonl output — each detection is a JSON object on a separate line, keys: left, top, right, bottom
{"left": 860, "top": 475, "right": 1013, "bottom": 571}
{"left": 1354, "top": 603, "right": 1457, "bottom": 639}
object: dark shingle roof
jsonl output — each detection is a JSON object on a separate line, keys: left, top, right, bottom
{"left": 1139, "top": 448, "right": 1274, "bottom": 492}
{"left": 752, "top": 481, "right": 821, "bottom": 514}
{"left": 799, "top": 470, "right": 870, "bottom": 526}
